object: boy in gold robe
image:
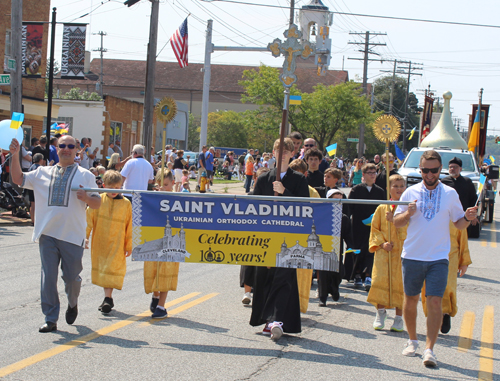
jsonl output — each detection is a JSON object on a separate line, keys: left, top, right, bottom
{"left": 367, "top": 174, "right": 408, "bottom": 331}
{"left": 146, "top": 169, "right": 180, "bottom": 319}
{"left": 421, "top": 222, "right": 471, "bottom": 333}
{"left": 86, "top": 170, "right": 132, "bottom": 313}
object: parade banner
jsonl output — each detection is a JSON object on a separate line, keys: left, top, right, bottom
{"left": 61, "top": 24, "right": 87, "bottom": 79}
{"left": 21, "top": 23, "right": 44, "bottom": 76}
{"left": 131, "top": 192, "right": 342, "bottom": 271}
{"left": 419, "top": 95, "right": 434, "bottom": 144}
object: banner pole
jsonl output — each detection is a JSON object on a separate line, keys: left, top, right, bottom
{"left": 385, "top": 140, "right": 392, "bottom": 307}
{"left": 275, "top": 88, "right": 290, "bottom": 196}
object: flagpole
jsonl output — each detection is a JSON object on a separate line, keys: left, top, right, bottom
{"left": 476, "top": 88, "right": 483, "bottom": 165}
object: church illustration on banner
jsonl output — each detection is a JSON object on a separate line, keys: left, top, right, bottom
{"left": 132, "top": 216, "right": 190, "bottom": 262}
{"left": 275, "top": 223, "right": 339, "bottom": 272}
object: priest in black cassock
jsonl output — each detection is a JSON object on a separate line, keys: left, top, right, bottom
{"left": 250, "top": 138, "right": 309, "bottom": 340}
{"left": 345, "top": 163, "right": 385, "bottom": 291}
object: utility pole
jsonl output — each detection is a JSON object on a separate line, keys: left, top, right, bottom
{"left": 142, "top": 0, "right": 159, "bottom": 158}
{"left": 389, "top": 59, "right": 397, "bottom": 115}
{"left": 92, "top": 31, "right": 107, "bottom": 96}
{"left": 10, "top": 0, "right": 22, "bottom": 114}
{"left": 348, "top": 31, "right": 386, "bottom": 158}
{"left": 199, "top": 20, "right": 213, "bottom": 152}
{"left": 397, "top": 61, "right": 423, "bottom": 152}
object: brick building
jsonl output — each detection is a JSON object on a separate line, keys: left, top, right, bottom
{"left": 0, "top": 0, "right": 59, "bottom": 144}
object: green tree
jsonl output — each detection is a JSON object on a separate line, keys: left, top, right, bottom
{"left": 207, "top": 110, "right": 248, "bottom": 148}
{"left": 373, "top": 75, "right": 422, "bottom": 151}
{"left": 295, "top": 82, "right": 379, "bottom": 151}
{"left": 61, "top": 87, "right": 102, "bottom": 101}
{"left": 187, "top": 113, "right": 200, "bottom": 152}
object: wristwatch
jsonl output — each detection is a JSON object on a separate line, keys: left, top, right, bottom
{"left": 464, "top": 213, "right": 471, "bottom": 222}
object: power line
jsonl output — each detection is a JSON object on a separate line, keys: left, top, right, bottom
{"left": 200, "top": 0, "right": 500, "bottom": 28}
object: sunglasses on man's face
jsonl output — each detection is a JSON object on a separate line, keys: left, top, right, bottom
{"left": 420, "top": 167, "right": 440, "bottom": 174}
{"left": 59, "top": 144, "right": 76, "bottom": 149}
{"left": 304, "top": 144, "right": 315, "bottom": 148}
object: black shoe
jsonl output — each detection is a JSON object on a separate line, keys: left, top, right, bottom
{"left": 441, "top": 314, "right": 451, "bottom": 334}
{"left": 66, "top": 304, "right": 78, "bottom": 325}
{"left": 332, "top": 287, "right": 340, "bottom": 302}
{"left": 99, "top": 297, "right": 114, "bottom": 314}
{"left": 39, "top": 321, "right": 57, "bottom": 333}
{"left": 150, "top": 297, "right": 159, "bottom": 313}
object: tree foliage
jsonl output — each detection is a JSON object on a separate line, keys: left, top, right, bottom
{"left": 61, "top": 87, "right": 102, "bottom": 101}
{"left": 207, "top": 110, "right": 248, "bottom": 148}
{"left": 187, "top": 113, "right": 200, "bottom": 152}
{"left": 239, "top": 65, "right": 378, "bottom": 153}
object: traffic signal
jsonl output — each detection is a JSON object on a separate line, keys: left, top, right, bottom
{"left": 124, "top": 0, "right": 140, "bottom": 6}
{"left": 496, "top": 136, "right": 500, "bottom": 144}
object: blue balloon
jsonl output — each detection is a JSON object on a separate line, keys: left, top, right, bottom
{"left": 0, "top": 119, "right": 24, "bottom": 151}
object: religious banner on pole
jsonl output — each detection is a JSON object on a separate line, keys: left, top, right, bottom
{"left": 21, "top": 23, "right": 44, "bottom": 76}
{"left": 419, "top": 95, "right": 434, "bottom": 144}
{"left": 61, "top": 24, "right": 87, "bottom": 79}
{"left": 131, "top": 192, "right": 341, "bottom": 271}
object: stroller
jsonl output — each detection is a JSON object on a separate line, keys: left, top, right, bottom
{"left": 0, "top": 155, "right": 31, "bottom": 219}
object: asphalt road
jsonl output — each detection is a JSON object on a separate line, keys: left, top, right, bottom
{"left": 0, "top": 200, "right": 498, "bottom": 380}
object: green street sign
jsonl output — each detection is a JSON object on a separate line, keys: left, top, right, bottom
{"left": 0, "top": 74, "right": 10, "bottom": 85}
{"left": 7, "top": 59, "right": 15, "bottom": 71}
{"left": 347, "top": 138, "right": 359, "bottom": 142}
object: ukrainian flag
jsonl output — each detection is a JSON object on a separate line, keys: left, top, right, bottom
{"left": 408, "top": 127, "right": 416, "bottom": 140}
{"left": 345, "top": 248, "right": 361, "bottom": 254}
{"left": 468, "top": 111, "right": 481, "bottom": 151}
{"left": 478, "top": 174, "right": 486, "bottom": 193}
{"left": 326, "top": 143, "right": 337, "bottom": 156}
{"left": 489, "top": 155, "right": 495, "bottom": 164}
{"left": 289, "top": 95, "right": 302, "bottom": 105}
{"left": 362, "top": 214, "right": 373, "bottom": 226}
{"left": 10, "top": 112, "right": 24, "bottom": 130}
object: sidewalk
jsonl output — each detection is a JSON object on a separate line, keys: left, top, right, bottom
{"left": 0, "top": 209, "right": 32, "bottom": 226}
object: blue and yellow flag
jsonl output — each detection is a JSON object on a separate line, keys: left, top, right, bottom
{"left": 489, "top": 155, "right": 495, "bottom": 164}
{"left": 10, "top": 112, "right": 24, "bottom": 130}
{"left": 362, "top": 214, "right": 373, "bottom": 226}
{"left": 289, "top": 95, "right": 302, "bottom": 105}
{"left": 326, "top": 143, "right": 337, "bottom": 156}
{"left": 345, "top": 248, "right": 361, "bottom": 254}
{"left": 408, "top": 127, "right": 416, "bottom": 140}
{"left": 478, "top": 174, "right": 486, "bottom": 194}
{"left": 468, "top": 111, "right": 481, "bottom": 151}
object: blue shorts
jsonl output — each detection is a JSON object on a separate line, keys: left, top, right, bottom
{"left": 401, "top": 258, "right": 449, "bottom": 297}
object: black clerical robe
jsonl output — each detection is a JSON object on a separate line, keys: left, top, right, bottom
{"left": 345, "top": 183, "right": 385, "bottom": 280}
{"left": 441, "top": 175, "right": 477, "bottom": 211}
{"left": 375, "top": 169, "right": 398, "bottom": 194}
{"left": 307, "top": 169, "right": 324, "bottom": 188}
{"left": 250, "top": 167, "right": 309, "bottom": 334}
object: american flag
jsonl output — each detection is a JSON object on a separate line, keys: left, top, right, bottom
{"left": 170, "top": 18, "right": 188, "bottom": 68}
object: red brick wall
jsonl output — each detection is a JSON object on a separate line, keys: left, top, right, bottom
{"left": 0, "top": 0, "right": 50, "bottom": 100}
{"left": 103, "top": 96, "right": 146, "bottom": 158}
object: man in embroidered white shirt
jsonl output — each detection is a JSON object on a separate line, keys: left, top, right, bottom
{"left": 9, "top": 136, "right": 101, "bottom": 333}
{"left": 393, "top": 150, "right": 477, "bottom": 367}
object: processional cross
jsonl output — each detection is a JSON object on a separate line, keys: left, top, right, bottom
{"left": 268, "top": 24, "right": 313, "bottom": 87}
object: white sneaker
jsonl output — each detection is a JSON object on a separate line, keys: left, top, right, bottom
{"left": 270, "top": 321, "right": 283, "bottom": 341}
{"left": 402, "top": 340, "right": 419, "bottom": 356}
{"left": 391, "top": 316, "right": 404, "bottom": 332}
{"left": 241, "top": 292, "right": 251, "bottom": 305}
{"left": 422, "top": 349, "right": 438, "bottom": 367}
{"left": 373, "top": 309, "right": 387, "bottom": 330}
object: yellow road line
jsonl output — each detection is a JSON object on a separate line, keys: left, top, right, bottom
{"left": 458, "top": 311, "right": 475, "bottom": 353}
{"left": 0, "top": 292, "right": 206, "bottom": 378}
{"left": 478, "top": 306, "right": 494, "bottom": 381}
{"left": 143, "top": 293, "right": 219, "bottom": 326}
{"left": 490, "top": 228, "right": 497, "bottom": 248}
{"left": 139, "top": 292, "right": 201, "bottom": 326}
{"left": 0, "top": 310, "right": 151, "bottom": 378}
{"left": 481, "top": 240, "right": 488, "bottom": 247}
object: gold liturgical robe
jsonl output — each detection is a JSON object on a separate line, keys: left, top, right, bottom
{"left": 367, "top": 204, "right": 408, "bottom": 310}
{"left": 86, "top": 194, "right": 132, "bottom": 290}
{"left": 144, "top": 262, "right": 180, "bottom": 294}
{"left": 422, "top": 223, "right": 471, "bottom": 317}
